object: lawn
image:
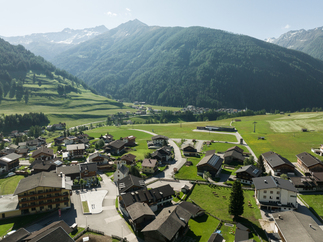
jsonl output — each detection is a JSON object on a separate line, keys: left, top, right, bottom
{"left": 202, "top": 143, "right": 248, "bottom": 154}
{"left": 185, "top": 214, "right": 220, "bottom": 242}
{"left": 0, "top": 176, "right": 24, "bottom": 195}
{"left": 174, "top": 156, "right": 205, "bottom": 181}
{"left": 82, "top": 201, "right": 90, "bottom": 213}
{"left": 299, "top": 194, "right": 323, "bottom": 218}
{"left": 188, "top": 184, "right": 266, "bottom": 241}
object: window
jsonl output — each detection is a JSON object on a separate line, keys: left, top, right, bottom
{"left": 31, "top": 208, "right": 36, "bottom": 211}
{"left": 270, "top": 196, "right": 272, "bottom": 199}
{"left": 277, "top": 191, "right": 280, "bottom": 194}
{"left": 263, "top": 196, "right": 266, "bottom": 199}
{"left": 270, "top": 191, "right": 273, "bottom": 194}
{"left": 263, "top": 191, "right": 267, "bottom": 193}
{"left": 276, "top": 197, "right": 279, "bottom": 200}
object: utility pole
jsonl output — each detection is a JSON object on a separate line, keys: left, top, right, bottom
{"left": 253, "top": 121, "right": 257, "bottom": 133}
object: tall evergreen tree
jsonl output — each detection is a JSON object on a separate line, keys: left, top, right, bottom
{"left": 24, "top": 89, "right": 29, "bottom": 104}
{"left": 228, "top": 180, "right": 244, "bottom": 219}
{"left": 257, "top": 155, "right": 265, "bottom": 174}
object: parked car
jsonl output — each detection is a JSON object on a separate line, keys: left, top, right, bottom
{"left": 5, "top": 172, "right": 16, "bottom": 178}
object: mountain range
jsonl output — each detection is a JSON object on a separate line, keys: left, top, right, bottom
{"left": 1, "top": 25, "right": 108, "bottom": 61}
{"left": 50, "top": 20, "right": 323, "bottom": 111}
{"left": 267, "top": 27, "right": 323, "bottom": 61}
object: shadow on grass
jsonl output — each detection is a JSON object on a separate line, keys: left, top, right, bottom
{"left": 236, "top": 216, "right": 268, "bottom": 242}
{"left": 183, "top": 229, "right": 202, "bottom": 242}
{"left": 191, "top": 214, "right": 209, "bottom": 223}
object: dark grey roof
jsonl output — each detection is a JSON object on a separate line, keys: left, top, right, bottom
{"left": 127, "top": 202, "right": 155, "bottom": 221}
{"left": 182, "top": 144, "right": 197, "bottom": 152}
{"left": 0, "top": 153, "right": 21, "bottom": 162}
{"left": 235, "top": 228, "right": 249, "bottom": 242}
{"left": 24, "top": 220, "right": 73, "bottom": 241}
{"left": 226, "top": 146, "right": 244, "bottom": 153}
{"left": 107, "top": 140, "right": 126, "bottom": 149}
{"left": 197, "top": 154, "right": 223, "bottom": 170}
{"left": 80, "top": 163, "right": 97, "bottom": 172}
{"left": 1, "top": 228, "right": 30, "bottom": 242}
{"left": 121, "top": 184, "right": 175, "bottom": 207}
{"left": 14, "top": 172, "right": 69, "bottom": 195}
{"left": 236, "top": 165, "right": 262, "bottom": 177}
{"left": 151, "top": 135, "right": 169, "bottom": 140}
{"left": 118, "top": 164, "right": 129, "bottom": 175}
{"left": 208, "top": 233, "right": 224, "bottom": 242}
{"left": 252, "top": 176, "right": 298, "bottom": 193}
{"left": 31, "top": 158, "right": 62, "bottom": 171}
{"left": 262, "top": 151, "right": 294, "bottom": 169}
{"left": 224, "top": 150, "right": 245, "bottom": 161}
{"left": 118, "top": 174, "right": 145, "bottom": 193}
{"left": 120, "top": 153, "right": 136, "bottom": 162}
{"left": 28, "top": 226, "right": 74, "bottom": 242}
{"left": 31, "top": 146, "right": 54, "bottom": 158}
{"left": 296, "top": 152, "right": 323, "bottom": 168}
{"left": 205, "top": 150, "right": 216, "bottom": 156}
{"left": 142, "top": 205, "right": 191, "bottom": 241}
{"left": 273, "top": 210, "right": 323, "bottom": 242}
{"left": 56, "top": 165, "right": 80, "bottom": 175}
{"left": 178, "top": 201, "right": 205, "bottom": 217}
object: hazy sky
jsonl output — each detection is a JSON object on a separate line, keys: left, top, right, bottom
{"left": 1, "top": 0, "right": 322, "bottom": 40}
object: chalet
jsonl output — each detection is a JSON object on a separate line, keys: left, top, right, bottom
{"left": 123, "top": 135, "right": 136, "bottom": 146}
{"left": 235, "top": 165, "right": 262, "bottom": 184}
{"left": 235, "top": 223, "right": 250, "bottom": 242}
{"left": 290, "top": 172, "right": 323, "bottom": 192}
{"left": 151, "top": 146, "right": 172, "bottom": 163}
{"left": 262, "top": 151, "right": 295, "bottom": 176}
{"left": 80, "top": 163, "right": 97, "bottom": 180}
{"left": 142, "top": 159, "right": 158, "bottom": 174}
{"left": 46, "top": 123, "right": 66, "bottom": 131}
{"left": 141, "top": 205, "right": 191, "bottom": 242}
{"left": 114, "top": 164, "right": 129, "bottom": 182}
{"left": 0, "top": 153, "right": 21, "bottom": 172}
{"left": 54, "top": 136, "right": 65, "bottom": 146}
{"left": 88, "top": 153, "right": 109, "bottom": 165}
{"left": 66, "top": 144, "right": 85, "bottom": 158}
{"left": 1, "top": 228, "right": 30, "bottom": 242}
{"left": 13, "top": 172, "right": 72, "bottom": 215}
{"left": 31, "top": 146, "right": 54, "bottom": 161}
{"left": 296, "top": 152, "right": 323, "bottom": 173}
{"left": 30, "top": 158, "right": 63, "bottom": 173}
{"left": 273, "top": 211, "right": 323, "bottom": 242}
{"left": 64, "top": 136, "right": 78, "bottom": 145}
{"left": 100, "top": 134, "right": 114, "bottom": 143}
{"left": 120, "top": 153, "right": 136, "bottom": 165}
{"left": 196, "top": 154, "right": 223, "bottom": 178}
{"left": 18, "top": 142, "right": 27, "bottom": 149}
{"left": 252, "top": 176, "right": 298, "bottom": 211}
{"left": 77, "top": 134, "right": 89, "bottom": 144}
{"left": 119, "top": 184, "right": 175, "bottom": 212}
{"left": 178, "top": 201, "right": 205, "bottom": 218}
{"left": 126, "top": 202, "right": 155, "bottom": 232}
{"left": 104, "top": 140, "right": 126, "bottom": 155}
{"left": 15, "top": 148, "right": 28, "bottom": 158}
{"left": 224, "top": 146, "right": 245, "bottom": 164}
{"left": 182, "top": 144, "right": 198, "bottom": 157}
{"left": 117, "top": 174, "right": 146, "bottom": 194}
{"left": 0, "top": 148, "right": 16, "bottom": 157}
{"left": 151, "top": 135, "right": 169, "bottom": 145}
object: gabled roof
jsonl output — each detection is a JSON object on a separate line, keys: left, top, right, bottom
{"left": 178, "top": 201, "right": 205, "bottom": 217}
{"left": 127, "top": 202, "right": 155, "bottom": 221}
{"left": 24, "top": 220, "right": 72, "bottom": 241}
{"left": 208, "top": 233, "right": 224, "bottom": 242}
{"left": 27, "top": 139, "right": 39, "bottom": 146}
{"left": 142, "top": 159, "right": 158, "bottom": 168}
{"left": 0, "top": 153, "right": 21, "bottom": 162}
{"left": 205, "top": 150, "right": 216, "bottom": 156}
{"left": 118, "top": 174, "right": 145, "bottom": 193}
{"left": 56, "top": 165, "right": 80, "bottom": 175}
{"left": 296, "top": 152, "right": 323, "bottom": 168}
{"left": 142, "top": 205, "right": 191, "bottom": 241}
{"left": 80, "top": 163, "right": 97, "bottom": 172}
{"left": 252, "top": 176, "right": 298, "bottom": 193}
{"left": 29, "top": 226, "right": 74, "bottom": 242}
{"left": 224, "top": 150, "right": 245, "bottom": 162}
{"left": 151, "top": 135, "right": 169, "bottom": 140}
{"left": 107, "top": 140, "right": 126, "bottom": 149}
{"left": 226, "top": 146, "right": 244, "bottom": 154}
{"left": 66, "top": 143, "right": 85, "bottom": 151}
{"left": 14, "top": 172, "right": 70, "bottom": 195}
{"left": 120, "top": 153, "right": 136, "bottom": 162}
{"left": 262, "top": 151, "right": 294, "bottom": 169}
{"left": 117, "top": 164, "right": 129, "bottom": 175}
{"left": 196, "top": 154, "right": 223, "bottom": 170}
{"left": 273, "top": 211, "right": 323, "bottom": 242}
{"left": 236, "top": 165, "right": 262, "bottom": 177}
{"left": 1, "top": 228, "right": 30, "bottom": 242}
{"left": 31, "top": 146, "right": 54, "bottom": 158}
{"left": 31, "top": 158, "right": 62, "bottom": 171}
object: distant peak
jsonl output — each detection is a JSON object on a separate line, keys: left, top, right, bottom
{"left": 121, "top": 19, "right": 148, "bottom": 27}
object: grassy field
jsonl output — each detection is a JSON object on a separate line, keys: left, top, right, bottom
{"left": 299, "top": 194, "right": 323, "bottom": 218}
{"left": 185, "top": 214, "right": 220, "bottom": 242}
{"left": 174, "top": 156, "right": 205, "bottom": 181}
{"left": 233, "top": 113, "right": 323, "bottom": 162}
{"left": 202, "top": 143, "right": 248, "bottom": 153}
{"left": 0, "top": 176, "right": 24, "bottom": 195}
{"left": 82, "top": 201, "right": 89, "bottom": 213}
{"left": 188, "top": 184, "right": 266, "bottom": 241}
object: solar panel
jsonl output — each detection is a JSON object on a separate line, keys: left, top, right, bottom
{"left": 253, "top": 169, "right": 259, "bottom": 174}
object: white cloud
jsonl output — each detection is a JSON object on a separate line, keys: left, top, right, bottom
{"left": 126, "top": 8, "right": 131, "bottom": 12}
{"left": 284, "top": 24, "right": 291, "bottom": 29}
{"left": 105, "top": 11, "right": 117, "bottom": 17}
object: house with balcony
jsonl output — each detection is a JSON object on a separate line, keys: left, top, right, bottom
{"left": 296, "top": 152, "right": 323, "bottom": 173}
{"left": 142, "top": 159, "right": 158, "bottom": 174}
{"left": 89, "top": 153, "right": 109, "bottom": 165}
{"left": 66, "top": 144, "right": 85, "bottom": 158}
{"left": 252, "top": 176, "right": 298, "bottom": 211}
{"left": 235, "top": 165, "right": 262, "bottom": 184}
{"left": 196, "top": 154, "right": 223, "bottom": 178}
{"left": 0, "top": 153, "right": 21, "bottom": 172}
{"left": 31, "top": 146, "right": 54, "bottom": 161}
{"left": 13, "top": 172, "right": 72, "bottom": 216}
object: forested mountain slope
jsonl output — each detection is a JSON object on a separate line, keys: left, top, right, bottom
{"left": 53, "top": 20, "right": 323, "bottom": 111}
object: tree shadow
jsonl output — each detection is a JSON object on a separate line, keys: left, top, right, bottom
{"left": 235, "top": 216, "right": 267, "bottom": 241}
{"left": 192, "top": 214, "right": 208, "bottom": 223}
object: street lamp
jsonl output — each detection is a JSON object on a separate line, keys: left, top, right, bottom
{"left": 253, "top": 121, "right": 257, "bottom": 133}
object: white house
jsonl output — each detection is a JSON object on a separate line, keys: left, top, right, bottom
{"left": 151, "top": 135, "right": 169, "bottom": 145}
{"left": 252, "top": 176, "right": 298, "bottom": 211}
{"left": 114, "top": 164, "right": 129, "bottom": 183}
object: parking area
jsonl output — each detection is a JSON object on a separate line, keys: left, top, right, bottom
{"left": 147, "top": 179, "right": 193, "bottom": 192}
